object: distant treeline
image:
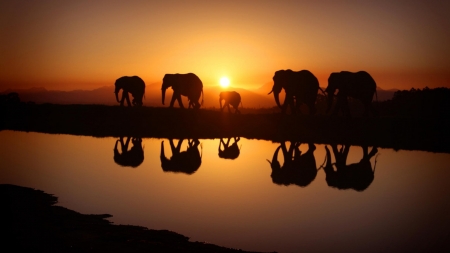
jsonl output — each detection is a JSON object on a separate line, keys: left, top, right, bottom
{"left": 374, "top": 87, "right": 450, "bottom": 118}
{"left": 1, "top": 87, "right": 450, "bottom": 118}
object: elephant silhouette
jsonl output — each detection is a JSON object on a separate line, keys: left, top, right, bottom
{"left": 114, "top": 76, "right": 146, "bottom": 107}
{"left": 325, "top": 71, "right": 378, "bottom": 117}
{"left": 160, "top": 139, "right": 202, "bottom": 174}
{"left": 324, "top": 144, "right": 378, "bottom": 191}
{"left": 218, "top": 137, "right": 241, "bottom": 159}
{"left": 219, "top": 91, "right": 242, "bottom": 114}
{"left": 268, "top": 69, "right": 321, "bottom": 115}
{"left": 113, "top": 137, "right": 144, "bottom": 168}
{"left": 267, "top": 142, "right": 319, "bottom": 187}
{"left": 161, "top": 73, "right": 204, "bottom": 109}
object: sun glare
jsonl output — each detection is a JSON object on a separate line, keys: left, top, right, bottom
{"left": 219, "top": 77, "right": 230, "bottom": 88}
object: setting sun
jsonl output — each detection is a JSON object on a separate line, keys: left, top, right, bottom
{"left": 219, "top": 77, "right": 230, "bottom": 88}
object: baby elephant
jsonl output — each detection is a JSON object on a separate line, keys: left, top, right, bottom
{"left": 219, "top": 91, "right": 242, "bottom": 114}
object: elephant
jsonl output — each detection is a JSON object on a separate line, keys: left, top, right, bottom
{"left": 161, "top": 73, "right": 204, "bottom": 109}
{"left": 218, "top": 137, "right": 241, "bottom": 159}
{"left": 267, "top": 142, "right": 319, "bottom": 187}
{"left": 160, "top": 139, "right": 202, "bottom": 174}
{"left": 324, "top": 144, "right": 378, "bottom": 191}
{"left": 219, "top": 91, "right": 242, "bottom": 114}
{"left": 325, "top": 71, "right": 378, "bottom": 117}
{"left": 113, "top": 137, "right": 144, "bottom": 168}
{"left": 268, "top": 69, "right": 320, "bottom": 115}
{"left": 114, "top": 76, "right": 146, "bottom": 107}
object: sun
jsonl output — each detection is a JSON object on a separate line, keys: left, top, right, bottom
{"left": 219, "top": 77, "right": 230, "bottom": 88}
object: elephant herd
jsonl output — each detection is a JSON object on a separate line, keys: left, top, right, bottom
{"left": 114, "top": 70, "right": 378, "bottom": 117}
{"left": 113, "top": 137, "right": 378, "bottom": 191}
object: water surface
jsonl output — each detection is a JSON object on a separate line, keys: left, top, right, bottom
{"left": 1, "top": 130, "right": 449, "bottom": 252}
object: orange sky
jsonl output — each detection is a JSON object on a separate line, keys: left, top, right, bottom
{"left": 1, "top": 0, "right": 449, "bottom": 91}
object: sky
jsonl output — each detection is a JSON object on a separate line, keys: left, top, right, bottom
{"left": 1, "top": 0, "right": 449, "bottom": 91}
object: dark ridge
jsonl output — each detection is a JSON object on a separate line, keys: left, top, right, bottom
{"left": 1, "top": 103, "right": 449, "bottom": 153}
{"left": 0, "top": 184, "right": 270, "bottom": 253}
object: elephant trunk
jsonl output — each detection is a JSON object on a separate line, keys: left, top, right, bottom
{"left": 160, "top": 141, "right": 168, "bottom": 161}
{"left": 115, "top": 92, "right": 120, "bottom": 103}
{"left": 273, "top": 92, "right": 282, "bottom": 109}
{"left": 267, "top": 146, "right": 282, "bottom": 170}
{"left": 161, "top": 89, "right": 166, "bottom": 105}
{"left": 325, "top": 146, "right": 332, "bottom": 168}
{"left": 219, "top": 98, "right": 223, "bottom": 110}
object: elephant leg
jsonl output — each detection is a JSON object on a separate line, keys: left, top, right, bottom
{"left": 177, "top": 95, "right": 185, "bottom": 108}
{"left": 281, "top": 96, "right": 291, "bottom": 114}
{"left": 124, "top": 137, "right": 131, "bottom": 151}
{"left": 220, "top": 139, "right": 226, "bottom": 149}
{"left": 120, "top": 137, "right": 125, "bottom": 149}
{"left": 170, "top": 139, "right": 182, "bottom": 155}
{"left": 169, "top": 94, "right": 177, "bottom": 108}
{"left": 225, "top": 138, "right": 231, "bottom": 147}
{"left": 188, "top": 100, "right": 194, "bottom": 109}
{"left": 124, "top": 92, "right": 131, "bottom": 107}
{"left": 223, "top": 102, "right": 230, "bottom": 113}
{"left": 289, "top": 98, "right": 296, "bottom": 114}
{"left": 119, "top": 93, "right": 126, "bottom": 106}
{"left": 367, "top": 147, "right": 378, "bottom": 159}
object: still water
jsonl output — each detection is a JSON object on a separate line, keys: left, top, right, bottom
{"left": 1, "top": 130, "right": 449, "bottom": 252}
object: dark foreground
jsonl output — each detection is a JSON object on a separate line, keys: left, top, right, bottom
{"left": 1, "top": 104, "right": 449, "bottom": 153}
{"left": 1, "top": 184, "right": 268, "bottom": 253}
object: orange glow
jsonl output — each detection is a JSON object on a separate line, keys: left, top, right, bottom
{"left": 219, "top": 77, "right": 230, "bottom": 88}
{"left": 0, "top": 2, "right": 449, "bottom": 91}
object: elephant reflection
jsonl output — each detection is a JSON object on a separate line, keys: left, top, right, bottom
{"left": 114, "top": 137, "right": 144, "bottom": 168}
{"left": 218, "top": 137, "right": 241, "bottom": 160}
{"left": 267, "top": 142, "right": 319, "bottom": 187}
{"left": 160, "top": 139, "right": 202, "bottom": 174}
{"left": 324, "top": 144, "right": 378, "bottom": 191}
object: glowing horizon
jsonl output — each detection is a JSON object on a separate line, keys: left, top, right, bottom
{"left": 1, "top": 1, "right": 449, "bottom": 92}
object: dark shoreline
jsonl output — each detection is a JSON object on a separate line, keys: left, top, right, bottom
{"left": 1, "top": 184, "right": 269, "bottom": 253}
{"left": 2, "top": 103, "right": 449, "bottom": 153}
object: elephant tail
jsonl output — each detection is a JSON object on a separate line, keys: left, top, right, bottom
{"left": 374, "top": 89, "right": 378, "bottom": 102}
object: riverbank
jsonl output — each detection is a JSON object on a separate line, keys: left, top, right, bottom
{"left": 1, "top": 184, "right": 269, "bottom": 252}
{"left": 1, "top": 104, "right": 449, "bottom": 153}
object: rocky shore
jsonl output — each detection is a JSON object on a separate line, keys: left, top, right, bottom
{"left": 1, "top": 184, "right": 269, "bottom": 253}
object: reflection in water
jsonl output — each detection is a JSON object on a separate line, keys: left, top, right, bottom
{"left": 218, "top": 137, "right": 241, "bottom": 160}
{"left": 113, "top": 137, "right": 144, "bottom": 168}
{"left": 267, "top": 142, "right": 319, "bottom": 187}
{"left": 324, "top": 144, "right": 378, "bottom": 191}
{"left": 160, "top": 139, "right": 202, "bottom": 174}
{"left": 3, "top": 131, "right": 450, "bottom": 253}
